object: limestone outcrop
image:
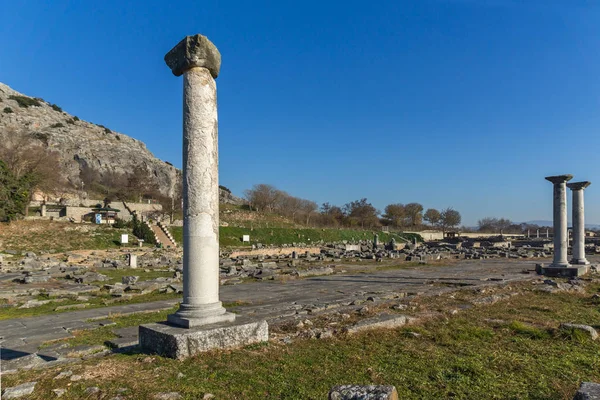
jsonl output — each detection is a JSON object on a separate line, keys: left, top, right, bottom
{"left": 0, "top": 82, "right": 242, "bottom": 204}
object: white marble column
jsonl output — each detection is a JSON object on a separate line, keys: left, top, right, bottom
{"left": 567, "top": 181, "right": 591, "bottom": 265}
{"left": 545, "top": 175, "right": 573, "bottom": 268}
{"left": 164, "top": 34, "right": 235, "bottom": 328}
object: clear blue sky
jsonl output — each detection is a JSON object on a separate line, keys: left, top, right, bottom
{"left": 1, "top": 0, "right": 599, "bottom": 226}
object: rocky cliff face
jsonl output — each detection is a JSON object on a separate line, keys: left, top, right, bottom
{"left": 0, "top": 82, "right": 242, "bottom": 204}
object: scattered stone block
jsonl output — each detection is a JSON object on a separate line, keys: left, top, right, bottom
{"left": 122, "top": 275, "right": 139, "bottom": 285}
{"left": 574, "top": 382, "right": 600, "bottom": 399}
{"left": 345, "top": 314, "right": 409, "bottom": 335}
{"left": 2, "top": 381, "right": 37, "bottom": 399}
{"left": 152, "top": 392, "right": 183, "bottom": 400}
{"left": 329, "top": 385, "right": 398, "bottom": 400}
{"left": 560, "top": 323, "right": 598, "bottom": 340}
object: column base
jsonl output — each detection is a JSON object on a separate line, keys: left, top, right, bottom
{"left": 167, "top": 301, "right": 235, "bottom": 328}
{"left": 570, "top": 258, "right": 590, "bottom": 266}
{"left": 139, "top": 316, "right": 268, "bottom": 360}
{"left": 540, "top": 264, "right": 589, "bottom": 277}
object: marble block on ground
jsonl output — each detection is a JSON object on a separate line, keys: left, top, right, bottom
{"left": 139, "top": 317, "right": 268, "bottom": 359}
{"left": 329, "top": 385, "right": 398, "bottom": 400}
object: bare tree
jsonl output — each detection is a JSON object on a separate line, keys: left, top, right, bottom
{"left": 244, "top": 184, "right": 282, "bottom": 212}
{"left": 404, "top": 203, "right": 424, "bottom": 227}
{"left": 382, "top": 203, "right": 405, "bottom": 228}
{"left": 0, "top": 130, "right": 65, "bottom": 215}
{"left": 440, "top": 208, "right": 461, "bottom": 233}
{"left": 424, "top": 208, "right": 441, "bottom": 227}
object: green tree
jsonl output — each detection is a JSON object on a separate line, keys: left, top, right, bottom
{"left": 0, "top": 160, "right": 29, "bottom": 221}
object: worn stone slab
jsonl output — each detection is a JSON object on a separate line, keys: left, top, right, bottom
{"left": 1, "top": 381, "right": 37, "bottom": 399}
{"left": 345, "top": 314, "right": 409, "bottom": 335}
{"left": 139, "top": 317, "right": 268, "bottom": 359}
{"left": 106, "top": 337, "right": 139, "bottom": 350}
{"left": 574, "top": 382, "right": 600, "bottom": 400}
{"left": 329, "top": 385, "right": 398, "bottom": 400}
{"left": 1, "top": 354, "right": 47, "bottom": 373}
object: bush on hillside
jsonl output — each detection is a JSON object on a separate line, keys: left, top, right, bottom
{"left": 9, "top": 95, "right": 41, "bottom": 108}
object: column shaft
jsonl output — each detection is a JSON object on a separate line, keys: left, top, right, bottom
{"left": 567, "top": 181, "right": 591, "bottom": 265}
{"left": 182, "top": 67, "right": 220, "bottom": 306}
{"left": 552, "top": 182, "right": 569, "bottom": 267}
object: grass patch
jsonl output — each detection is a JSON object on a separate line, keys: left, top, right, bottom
{"left": 0, "top": 291, "right": 180, "bottom": 320}
{"left": 0, "top": 220, "right": 134, "bottom": 252}
{"left": 50, "top": 307, "right": 178, "bottom": 349}
{"left": 170, "top": 226, "right": 420, "bottom": 248}
{"left": 94, "top": 268, "right": 174, "bottom": 284}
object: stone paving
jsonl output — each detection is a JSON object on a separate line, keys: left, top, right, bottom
{"left": 0, "top": 257, "right": 548, "bottom": 373}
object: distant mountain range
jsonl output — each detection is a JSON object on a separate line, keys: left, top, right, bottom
{"left": 523, "top": 220, "right": 600, "bottom": 229}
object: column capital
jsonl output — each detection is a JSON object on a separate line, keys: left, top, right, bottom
{"left": 165, "top": 34, "right": 221, "bottom": 78}
{"left": 545, "top": 174, "right": 573, "bottom": 184}
{"left": 567, "top": 181, "right": 591, "bottom": 191}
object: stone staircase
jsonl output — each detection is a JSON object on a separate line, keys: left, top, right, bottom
{"left": 150, "top": 222, "right": 177, "bottom": 248}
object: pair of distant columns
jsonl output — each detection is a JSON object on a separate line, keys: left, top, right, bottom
{"left": 545, "top": 175, "right": 591, "bottom": 268}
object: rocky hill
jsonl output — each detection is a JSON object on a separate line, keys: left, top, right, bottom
{"left": 0, "top": 82, "right": 242, "bottom": 204}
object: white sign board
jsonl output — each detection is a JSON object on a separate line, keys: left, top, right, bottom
{"left": 121, "top": 234, "right": 129, "bottom": 244}
{"left": 242, "top": 235, "right": 250, "bottom": 242}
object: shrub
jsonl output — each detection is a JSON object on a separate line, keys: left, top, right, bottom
{"left": 50, "top": 123, "right": 64, "bottom": 128}
{"left": 9, "top": 95, "right": 41, "bottom": 108}
{"left": 50, "top": 104, "right": 62, "bottom": 112}
{"left": 219, "top": 185, "right": 232, "bottom": 193}
{"left": 3, "top": 107, "right": 13, "bottom": 114}
{"left": 113, "top": 218, "right": 132, "bottom": 229}
{"left": 98, "top": 124, "right": 111, "bottom": 134}
{"left": 132, "top": 214, "right": 157, "bottom": 245}
{"left": 31, "top": 132, "right": 50, "bottom": 145}
{"left": 73, "top": 116, "right": 80, "bottom": 121}
{"left": 66, "top": 119, "right": 75, "bottom": 125}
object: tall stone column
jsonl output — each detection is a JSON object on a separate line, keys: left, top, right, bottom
{"left": 567, "top": 181, "right": 591, "bottom": 265}
{"left": 139, "top": 34, "right": 268, "bottom": 359}
{"left": 545, "top": 175, "right": 573, "bottom": 268}
{"left": 164, "top": 35, "right": 234, "bottom": 328}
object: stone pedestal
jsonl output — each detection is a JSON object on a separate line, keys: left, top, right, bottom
{"left": 539, "top": 263, "right": 588, "bottom": 277}
{"left": 567, "top": 181, "right": 591, "bottom": 265}
{"left": 545, "top": 175, "right": 572, "bottom": 269}
{"left": 140, "top": 317, "right": 268, "bottom": 360}
{"left": 139, "top": 34, "right": 267, "bottom": 358}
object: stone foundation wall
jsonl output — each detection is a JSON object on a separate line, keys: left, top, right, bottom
{"left": 229, "top": 247, "right": 322, "bottom": 258}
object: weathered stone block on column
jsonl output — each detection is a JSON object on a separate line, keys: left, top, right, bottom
{"left": 567, "top": 181, "right": 591, "bottom": 265}
{"left": 139, "top": 34, "right": 268, "bottom": 357}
